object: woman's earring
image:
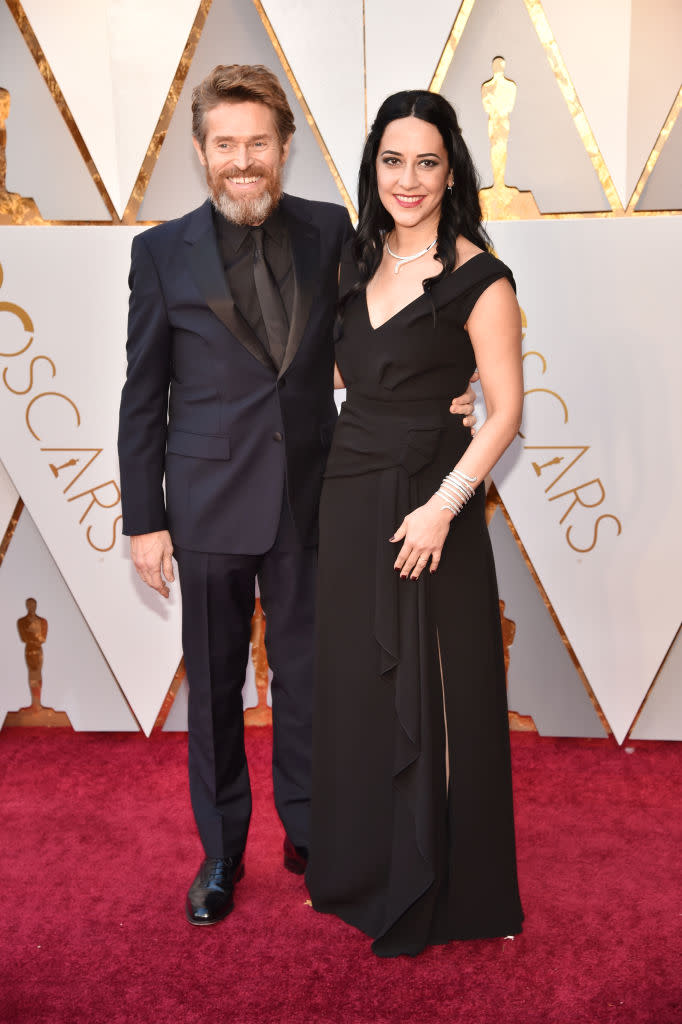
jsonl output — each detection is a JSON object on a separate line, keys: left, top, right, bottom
{"left": 447, "top": 183, "right": 454, "bottom": 195}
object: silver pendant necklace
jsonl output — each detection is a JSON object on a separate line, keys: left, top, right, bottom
{"left": 385, "top": 235, "right": 437, "bottom": 275}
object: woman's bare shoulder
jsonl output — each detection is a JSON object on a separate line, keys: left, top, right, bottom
{"left": 455, "top": 235, "right": 487, "bottom": 268}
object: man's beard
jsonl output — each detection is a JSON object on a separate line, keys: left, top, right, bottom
{"left": 206, "top": 163, "right": 283, "bottom": 226}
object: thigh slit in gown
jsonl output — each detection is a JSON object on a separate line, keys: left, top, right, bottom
{"left": 308, "top": 253, "right": 524, "bottom": 957}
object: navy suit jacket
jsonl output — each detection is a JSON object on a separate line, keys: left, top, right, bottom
{"left": 118, "top": 194, "right": 353, "bottom": 554}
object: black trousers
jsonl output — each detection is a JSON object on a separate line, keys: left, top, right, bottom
{"left": 175, "top": 499, "right": 316, "bottom": 858}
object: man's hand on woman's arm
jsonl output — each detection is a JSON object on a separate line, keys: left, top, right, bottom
{"left": 450, "top": 370, "right": 480, "bottom": 433}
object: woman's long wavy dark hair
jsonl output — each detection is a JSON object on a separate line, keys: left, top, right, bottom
{"left": 343, "top": 90, "right": 490, "bottom": 311}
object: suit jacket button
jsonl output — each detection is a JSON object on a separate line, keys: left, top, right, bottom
{"left": 273, "top": 431, "right": 283, "bottom": 442}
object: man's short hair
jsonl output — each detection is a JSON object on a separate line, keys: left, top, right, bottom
{"left": 191, "top": 64, "right": 296, "bottom": 149}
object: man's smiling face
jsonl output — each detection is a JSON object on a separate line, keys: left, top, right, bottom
{"left": 193, "top": 100, "right": 291, "bottom": 225}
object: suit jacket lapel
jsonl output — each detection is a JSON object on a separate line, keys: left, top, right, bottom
{"left": 184, "top": 201, "right": 276, "bottom": 372}
{"left": 279, "top": 197, "right": 320, "bottom": 378}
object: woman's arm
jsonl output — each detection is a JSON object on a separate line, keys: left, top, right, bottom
{"left": 392, "top": 277, "right": 523, "bottom": 578}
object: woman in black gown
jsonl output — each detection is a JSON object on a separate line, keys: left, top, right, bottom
{"left": 307, "top": 91, "right": 524, "bottom": 957}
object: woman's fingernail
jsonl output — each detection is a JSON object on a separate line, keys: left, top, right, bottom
{"left": 389, "top": 535, "right": 396, "bottom": 541}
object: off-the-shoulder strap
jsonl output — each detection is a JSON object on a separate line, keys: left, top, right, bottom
{"left": 434, "top": 252, "right": 516, "bottom": 326}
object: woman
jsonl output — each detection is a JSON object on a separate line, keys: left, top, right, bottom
{"left": 306, "top": 90, "right": 524, "bottom": 957}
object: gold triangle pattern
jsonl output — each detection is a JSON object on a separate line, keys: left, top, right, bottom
{"left": 6, "top": 0, "right": 116, "bottom": 223}
{"left": 122, "top": 0, "right": 212, "bottom": 225}
{"left": 628, "top": 86, "right": 682, "bottom": 214}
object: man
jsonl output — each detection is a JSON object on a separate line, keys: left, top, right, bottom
{"left": 118, "top": 64, "right": 476, "bottom": 927}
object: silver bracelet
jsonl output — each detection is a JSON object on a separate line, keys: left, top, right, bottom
{"left": 436, "top": 468, "right": 478, "bottom": 517}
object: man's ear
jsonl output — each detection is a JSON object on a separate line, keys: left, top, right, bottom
{"left": 192, "top": 136, "right": 207, "bottom": 167}
{"left": 280, "top": 135, "right": 292, "bottom": 168}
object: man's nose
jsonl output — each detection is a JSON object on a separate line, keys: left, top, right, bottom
{"left": 232, "top": 144, "right": 250, "bottom": 168}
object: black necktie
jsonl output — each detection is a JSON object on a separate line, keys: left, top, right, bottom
{"left": 250, "top": 226, "right": 288, "bottom": 370}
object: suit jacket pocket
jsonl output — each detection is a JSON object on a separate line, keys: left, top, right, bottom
{"left": 166, "top": 430, "right": 231, "bottom": 460}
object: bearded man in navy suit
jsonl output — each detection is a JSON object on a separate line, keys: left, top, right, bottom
{"left": 118, "top": 64, "right": 475, "bottom": 926}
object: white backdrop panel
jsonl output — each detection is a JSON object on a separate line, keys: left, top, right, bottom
{"left": 488, "top": 217, "right": 682, "bottom": 743}
{"left": 364, "top": 0, "right": 456, "bottom": 123}
{"left": 21, "top": 0, "right": 202, "bottom": 216}
{"left": 0, "top": 227, "right": 182, "bottom": 734}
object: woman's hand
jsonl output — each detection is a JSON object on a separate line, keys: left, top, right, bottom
{"left": 391, "top": 495, "right": 453, "bottom": 579}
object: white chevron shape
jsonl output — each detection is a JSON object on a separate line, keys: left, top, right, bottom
{"left": 487, "top": 216, "right": 682, "bottom": 744}
{"left": 20, "top": 0, "right": 201, "bottom": 217}
{"left": 542, "top": 0, "right": 682, "bottom": 207}
{"left": 0, "top": 227, "right": 182, "bottom": 734}
{"left": 364, "top": 1, "right": 457, "bottom": 127}
{"left": 260, "top": 0, "right": 365, "bottom": 208}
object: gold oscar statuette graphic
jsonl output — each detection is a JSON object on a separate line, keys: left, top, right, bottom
{"left": 244, "top": 600, "right": 272, "bottom": 726}
{"left": 3, "top": 598, "right": 71, "bottom": 727}
{"left": 0, "top": 87, "right": 43, "bottom": 225}
{"left": 479, "top": 58, "right": 540, "bottom": 221}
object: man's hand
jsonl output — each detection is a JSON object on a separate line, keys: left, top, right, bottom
{"left": 130, "top": 530, "right": 175, "bottom": 598}
{"left": 450, "top": 370, "right": 480, "bottom": 433}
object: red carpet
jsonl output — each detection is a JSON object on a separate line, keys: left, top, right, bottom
{"left": 1, "top": 728, "right": 680, "bottom": 1024}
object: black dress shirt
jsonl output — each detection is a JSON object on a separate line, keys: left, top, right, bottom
{"left": 213, "top": 205, "right": 295, "bottom": 358}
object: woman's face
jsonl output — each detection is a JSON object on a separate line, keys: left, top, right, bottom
{"left": 375, "top": 116, "right": 452, "bottom": 232}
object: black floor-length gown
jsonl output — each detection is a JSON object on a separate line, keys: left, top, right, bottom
{"left": 307, "top": 252, "right": 524, "bottom": 957}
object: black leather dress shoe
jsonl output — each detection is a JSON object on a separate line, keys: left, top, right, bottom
{"left": 185, "top": 855, "right": 244, "bottom": 926}
{"left": 283, "top": 837, "right": 308, "bottom": 875}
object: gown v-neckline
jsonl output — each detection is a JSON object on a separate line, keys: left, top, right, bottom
{"left": 364, "top": 251, "right": 488, "bottom": 332}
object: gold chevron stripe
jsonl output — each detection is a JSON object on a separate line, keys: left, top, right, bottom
{"left": 6, "top": 0, "right": 117, "bottom": 223}
{"left": 523, "top": 0, "right": 623, "bottom": 213}
{"left": 251, "top": 0, "right": 357, "bottom": 221}
{"left": 0, "top": 497, "right": 24, "bottom": 570}
{"left": 628, "top": 86, "right": 682, "bottom": 213}
{"left": 122, "top": 0, "right": 213, "bottom": 224}
{"left": 429, "top": 0, "right": 477, "bottom": 94}
{"left": 152, "top": 658, "right": 186, "bottom": 732}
